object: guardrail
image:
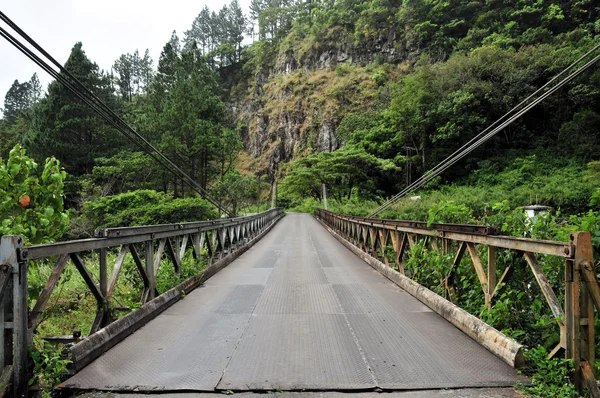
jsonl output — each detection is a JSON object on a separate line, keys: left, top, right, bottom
{"left": 315, "top": 209, "right": 598, "bottom": 393}
{"left": 0, "top": 208, "right": 284, "bottom": 396}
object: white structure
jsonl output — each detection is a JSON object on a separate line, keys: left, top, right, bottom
{"left": 522, "top": 205, "right": 552, "bottom": 219}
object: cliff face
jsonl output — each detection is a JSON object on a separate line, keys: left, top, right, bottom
{"left": 231, "top": 26, "right": 417, "bottom": 178}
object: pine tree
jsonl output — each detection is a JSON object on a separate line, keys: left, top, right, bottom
{"left": 184, "top": 6, "right": 211, "bottom": 54}
{"left": 24, "top": 42, "right": 125, "bottom": 175}
{"left": 3, "top": 80, "right": 31, "bottom": 126}
{"left": 227, "top": 0, "right": 248, "bottom": 62}
{"left": 113, "top": 54, "right": 134, "bottom": 101}
{"left": 160, "top": 44, "right": 226, "bottom": 192}
{"left": 28, "top": 73, "right": 43, "bottom": 104}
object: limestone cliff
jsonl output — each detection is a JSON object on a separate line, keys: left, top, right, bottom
{"left": 230, "top": 26, "right": 417, "bottom": 179}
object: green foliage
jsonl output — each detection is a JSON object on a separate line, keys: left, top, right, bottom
{"left": 279, "top": 145, "right": 399, "bottom": 207}
{"left": 212, "top": 171, "right": 262, "bottom": 215}
{"left": 29, "top": 336, "right": 71, "bottom": 398}
{"left": 24, "top": 43, "right": 126, "bottom": 176}
{"left": 80, "top": 190, "right": 217, "bottom": 231}
{"left": 87, "top": 152, "right": 159, "bottom": 196}
{"left": 286, "top": 197, "right": 322, "bottom": 214}
{"left": 156, "top": 254, "right": 205, "bottom": 295}
{"left": 427, "top": 200, "right": 473, "bottom": 225}
{"left": 405, "top": 242, "right": 453, "bottom": 297}
{"left": 522, "top": 347, "right": 578, "bottom": 398}
{"left": 0, "top": 145, "right": 69, "bottom": 244}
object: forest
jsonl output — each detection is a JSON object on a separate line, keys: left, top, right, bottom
{"left": 1, "top": 0, "right": 600, "bottom": 396}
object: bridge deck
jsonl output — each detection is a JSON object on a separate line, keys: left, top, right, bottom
{"left": 63, "top": 213, "right": 521, "bottom": 392}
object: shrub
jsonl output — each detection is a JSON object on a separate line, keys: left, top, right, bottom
{"left": 0, "top": 145, "right": 69, "bottom": 244}
{"left": 79, "top": 190, "right": 218, "bottom": 231}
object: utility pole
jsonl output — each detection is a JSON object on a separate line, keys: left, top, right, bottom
{"left": 271, "top": 179, "right": 277, "bottom": 209}
{"left": 322, "top": 184, "right": 328, "bottom": 210}
{"left": 403, "top": 146, "right": 418, "bottom": 187}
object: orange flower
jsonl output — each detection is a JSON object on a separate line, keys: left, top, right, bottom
{"left": 19, "top": 195, "right": 30, "bottom": 207}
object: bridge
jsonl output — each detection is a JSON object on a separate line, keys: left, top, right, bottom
{"left": 0, "top": 209, "right": 597, "bottom": 396}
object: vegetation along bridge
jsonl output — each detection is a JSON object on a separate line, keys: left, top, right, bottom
{"left": 0, "top": 208, "right": 598, "bottom": 396}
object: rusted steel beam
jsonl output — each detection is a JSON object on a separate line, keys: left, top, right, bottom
{"left": 445, "top": 242, "right": 467, "bottom": 301}
{"left": 96, "top": 210, "right": 280, "bottom": 238}
{"left": 565, "top": 254, "right": 581, "bottom": 389}
{"left": 316, "top": 210, "right": 572, "bottom": 258}
{"left": 319, "top": 209, "right": 498, "bottom": 236}
{"left": 153, "top": 239, "right": 166, "bottom": 275}
{"left": 491, "top": 264, "right": 512, "bottom": 299}
{"left": 466, "top": 243, "right": 489, "bottom": 296}
{"left": 523, "top": 252, "right": 564, "bottom": 325}
{"left": 23, "top": 210, "right": 284, "bottom": 260}
{"left": 179, "top": 234, "right": 189, "bottom": 261}
{"left": 445, "top": 231, "right": 571, "bottom": 258}
{"left": 165, "top": 238, "right": 181, "bottom": 274}
{"left": 0, "top": 264, "right": 10, "bottom": 303}
{"left": 488, "top": 246, "right": 496, "bottom": 308}
{"left": 106, "top": 246, "right": 129, "bottom": 300}
{"left": 128, "top": 244, "right": 149, "bottom": 288}
{"left": 29, "top": 253, "right": 69, "bottom": 328}
{"left": 571, "top": 232, "right": 596, "bottom": 390}
{"left": 582, "top": 361, "right": 600, "bottom": 398}
{"left": 70, "top": 254, "right": 103, "bottom": 305}
{"left": 144, "top": 241, "right": 155, "bottom": 303}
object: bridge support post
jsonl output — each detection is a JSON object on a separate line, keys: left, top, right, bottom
{"left": 271, "top": 180, "right": 277, "bottom": 209}
{"left": 567, "top": 232, "right": 597, "bottom": 394}
{"left": 145, "top": 241, "right": 156, "bottom": 301}
{"left": 0, "top": 236, "right": 28, "bottom": 398}
{"left": 563, "top": 232, "right": 599, "bottom": 394}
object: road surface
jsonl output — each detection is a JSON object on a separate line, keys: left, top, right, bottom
{"left": 63, "top": 213, "right": 522, "bottom": 392}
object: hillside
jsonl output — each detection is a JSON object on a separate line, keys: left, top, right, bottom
{"left": 229, "top": 0, "right": 600, "bottom": 188}
{"left": 2, "top": 2, "right": 600, "bottom": 396}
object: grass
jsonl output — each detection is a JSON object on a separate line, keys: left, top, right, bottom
{"left": 30, "top": 246, "right": 207, "bottom": 338}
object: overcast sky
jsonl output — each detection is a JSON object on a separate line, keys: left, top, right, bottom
{"left": 0, "top": 0, "right": 252, "bottom": 106}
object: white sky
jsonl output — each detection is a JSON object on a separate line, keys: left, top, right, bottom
{"left": 0, "top": 0, "right": 252, "bottom": 107}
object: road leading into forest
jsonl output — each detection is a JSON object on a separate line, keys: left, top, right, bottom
{"left": 62, "top": 213, "right": 522, "bottom": 392}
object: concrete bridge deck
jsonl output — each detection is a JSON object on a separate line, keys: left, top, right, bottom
{"left": 62, "top": 213, "right": 521, "bottom": 393}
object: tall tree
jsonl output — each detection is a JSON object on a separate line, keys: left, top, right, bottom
{"left": 113, "top": 54, "right": 134, "bottom": 101}
{"left": 3, "top": 80, "right": 31, "bottom": 126}
{"left": 139, "top": 49, "right": 154, "bottom": 93}
{"left": 112, "top": 49, "right": 154, "bottom": 101}
{"left": 160, "top": 44, "right": 226, "bottom": 192}
{"left": 184, "top": 6, "right": 211, "bottom": 53}
{"left": 226, "top": 0, "right": 248, "bottom": 62}
{"left": 24, "top": 42, "right": 125, "bottom": 175}
{"left": 28, "top": 73, "right": 43, "bottom": 104}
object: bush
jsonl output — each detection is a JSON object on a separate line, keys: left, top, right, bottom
{"left": 0, "top": 145, "right": 69, "bottom": 244}
{"left": 78, "top": 190, "right": 218, "bottom": 232}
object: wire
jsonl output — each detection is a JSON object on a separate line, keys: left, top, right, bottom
{"left": 368, "top": 42, "right": 600, "bottom": 217}
{"left": 369, "top": 42, "right": 600, "bottom": 217}
{"left": 0, "top": 12, "right": 234, "bottom": 217}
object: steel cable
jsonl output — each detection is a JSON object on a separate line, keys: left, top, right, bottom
{"left": 0, "top": 12, "right": 233, "bottom": 216}
{"left": 368, "top": 43, "right": 600, "bottom": 217}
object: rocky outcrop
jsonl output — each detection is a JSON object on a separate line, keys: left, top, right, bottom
{"left": 274, "top": 27, "right": 408, "bottom": 74}
{"left": 231, "top": 26, "right": 417, "bottom": 178}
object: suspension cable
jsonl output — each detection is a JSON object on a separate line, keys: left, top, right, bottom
{"left": 367, "top": 42, "right": 600, "bottom": 217}
{"left": 0, "top": 12, "right": 234, "bottom": 217}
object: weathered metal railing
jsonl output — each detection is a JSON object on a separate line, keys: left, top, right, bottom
{"left": 316, "top": 209, "right": 598, "bottom": 393}
{"left": 0, "top": 208, "right": 284, "bottom": 396}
